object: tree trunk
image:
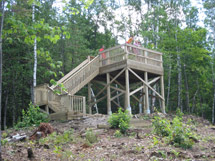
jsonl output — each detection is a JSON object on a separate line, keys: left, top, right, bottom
{"left": 212, "top": 63, "right": 215, "bottom": 124}
{"left": 192, "top": 80, "right": 199, "bottom": 114}
{"left": 3, "top": 90, "right": 8, "bottom": 130}
{"left": 0, "top": 0, "right": 5, "bottom": 160}
{"left": 183, "top": 63, "right": 190, "bottom": 113}
{"left": 32, "top": 2, "right": 37, "bottom": 104}
{"left": 176, "top": 33, "right": 182, "bottom": 111}
{"left": 166, "top": 59, "right": 171, "bottom": 111}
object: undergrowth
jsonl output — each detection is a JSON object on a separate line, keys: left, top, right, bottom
{"left": 152, "top": 110, "right": 196, "bottom": 149}
{"left": 108, "top": 108, "right": 131, "bottom": 134}
{"left": 15, "top": 103, "right": 48, "bottom": 128}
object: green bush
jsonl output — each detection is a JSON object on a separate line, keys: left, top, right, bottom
{"left": 108, "top": 108, "right": 131, "bottom": 134}
{"left": 153, "top": 115, "right": 196, "bottom": 149}
{"left": 152, "top": 116, "right": 171, "bottom": 137}
{"left": 86, "top": 129, "right": 97, "bottom": 144}
{"left": 16, "top": 102, "right": 48, "bottom": 128}
{"left": 114, "top": 130, "right": 122, "bottom": 138}
{"left": 176, "top": 108, "right": 183, "bottom": 120}
{"left": 170, "top": 116, "right": 194, "bottom": 149}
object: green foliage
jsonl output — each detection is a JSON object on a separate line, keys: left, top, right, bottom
{"left": 108, "top": 108, "right": 131, "bottom": 134}
{"left": 153, "top": 115, "right": 196, "bottom": 149}
{"left": 114, "top": 130, "right": 122, "bottom": 138}
{"left": 152, "top": 116, "right": 171, "bottom": 137}
{"left": 85, "top": 129, "right": 97, "bottom": 144}
{"left": 176, "top": 108, "right": 184, "bottom": 120}
{"left": 15, "top": 103, "right": 48, "bottom": 128}
{"left": 39, "top": 130, "right": 74, "bottom": 146}
{"left": 1, "top": 139, "right": 8, "bottom": 146}
{"left": 169, "top": 116, "right": 194, "bottom": 149}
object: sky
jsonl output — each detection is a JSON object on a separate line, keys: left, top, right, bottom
{"left": 53, "top": 0, "right": 206, "bottom": 43}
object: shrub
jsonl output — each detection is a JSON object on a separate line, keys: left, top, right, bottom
{"left": 152, "top": 116, "right": 171, "bottom": 137}
{"left": 114, "top": 130, "right": 122, "bottom": 138}
{"left": 108, "top": 108, "right": 131, "bottom": 134}
{"left": 170, "top": 116, "right": 194, "bottom": 149}
{"left": 153, "top": 115, "right": 196, "bottom": 149}
{"left": 86, "top": 129, "right": 97, "bottom": 144}
{"left": 16, "top": 102, "right": 48, "bottom": 128}
{"left": 176, "top": 108, "right": 183, "bottom": 120}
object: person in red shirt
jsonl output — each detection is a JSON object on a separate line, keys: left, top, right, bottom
{"left": 99, "top": 45, "right": 106, "bottom": 65}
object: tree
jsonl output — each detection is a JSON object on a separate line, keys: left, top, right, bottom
{"left": 0, "top": 0, "right": 5, "bottom": 159}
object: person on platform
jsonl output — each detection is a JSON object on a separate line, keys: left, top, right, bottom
{"left": 99, "top": 45, "right": 106, "bottom": 65}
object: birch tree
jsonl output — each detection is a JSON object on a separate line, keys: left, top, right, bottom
{"left": 0, "top": 0, "right": 5, "bottom": 159}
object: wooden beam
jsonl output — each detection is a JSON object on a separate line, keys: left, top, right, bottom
{"left": 111, "top": 91, "right": 124, "bottom": 101}
{"left": 148, "top": 77, "right": 160, "bottom": 85}
{"left": 160, "top": 76, "right": 166, "bottom": 113}
{"left": 90, "top": 94, "right": 107, "bottom": 107}
{"left": 93, "top": 80, "right": 125, "bottom": 93}
{"left": 88, "top": 83, "right": 92, "bottom": 114}
{"left": 110, "top": 76, "right": 139, "bottom": 104}
{"left": 130, "top": 86, "right": 144, "bottom": 96}
{"left": 128, "top": 68, "right": 164, "bottom": 101}
{"left": 144, "top": 72, "right": 150, "bottom": 114}
{"left": 125, "top": 68, "right": 131, "bottom": 114}
{"left": 107, "top": 73, "right": 112, "bottom": 115}
{"left": 95, "top": 68, "right": 125, "bottom": 98}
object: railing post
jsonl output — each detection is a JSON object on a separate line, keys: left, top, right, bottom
{"left": 144, "top": 51, "right": 148, "bottom": 64}
{"left": 71, "top": 96, "right": 74, "bottom": 113}
{"left": 83, "top": 97, "right": 86, "bottom": 115}
{"left": 125, "top": 44, "right": 128, "bottom": 60}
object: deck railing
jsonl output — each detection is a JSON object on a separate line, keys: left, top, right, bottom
{"left": 63, "top": 55, "right": 100, "bottom": 95}
{"left": 99, "top": 43, "right": 163, "bottom": 68}
{"left": 71, "top": 95, "right": 86, "bottom": 114}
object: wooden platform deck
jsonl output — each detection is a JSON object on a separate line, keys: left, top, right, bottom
{"left": 34, "top": 43, "right": 165, "bottom": 119}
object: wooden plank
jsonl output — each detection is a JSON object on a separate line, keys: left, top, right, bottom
{"left": 107, "top": 73, "right": 112, "bottom": 115}
{"left": 144, "top": 72, "right": 149, "bottom": 114}
{"left": 125, "top": 68, "right": 131, "bottom": 114}
{"left": 110, "top": 91, "right": 124, "bottom": 101}
{"left": 99, "top": 60, "right": 127, "bottom": 74}
{"left": 127, "top": 59, "right": 163, "bottom": 75}
{"left": 149, "top": 77, "right": 160, "bottom": 85}
{"left": 130, "top": 86, "right": 144, "bottom": 96}
{"left": 92, "top": 80, "right": 125, "bottom": 93}
{"left": 95, "top": 68, "right": 125, "bottom": 98}
{"left": 126, "top": 43, "right": 163, "bottom": 55}
{"left": 49, "top": 111, "right": 67, "bottom": 121}
{"left": 88, "top": 83, "right": 92, "bottom": 114}
{"left": 128, "top": 68, "right": 164, "bottom": 101}
{"left": 51, "top": 59, "right": 89, "bottom": 89}
{"left": 160, "top": 76, "right": 166, "bottom": 113}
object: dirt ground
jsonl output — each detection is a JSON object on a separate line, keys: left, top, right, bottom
{"left": 2, "top": 114, "right": 215, "bottom": 161}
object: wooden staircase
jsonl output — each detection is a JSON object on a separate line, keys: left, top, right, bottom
{"left": 34, "top": 56, "right": 100, "bottom": 119}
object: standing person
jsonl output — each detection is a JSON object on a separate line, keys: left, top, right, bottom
{"left": 133, "top": 40, "right": 139, "bottom": 55}
{"left": 126, "top": 36, "right": 134, "bottom": 52}
{"left": 99, "top": 45, "right": 106, "bottom": 65}
{"left": 126, "top": 36, "right": 133, "bottom": 44}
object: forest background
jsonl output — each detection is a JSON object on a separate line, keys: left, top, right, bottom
{"left": 1, "top": 0, "right": 215, "bottom": 129}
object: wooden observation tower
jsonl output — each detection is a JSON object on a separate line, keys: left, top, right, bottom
{"left": 34, "top": 44, "right": 165, "bottom": 120}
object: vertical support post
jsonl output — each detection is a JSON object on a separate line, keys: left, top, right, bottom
{"left": 144, "top": 51, "right": 148, "bottom": 64}
{"left": 88, "top": 83, "right": 92, "bottom": 114}
{"left": 45, "top": 105, "right": 49, "bottom": 114}
{"left": 125, "top": 68, "right": 131, "bottom": 114}
{"left": 161, "top": 75, "right": 166, "bottom": 113}
{"left": 107, "top": 73, "right": 112, "bottom": 115}
{"left": 144, "top": 71, "right": 150, "bottom": 114}
{"left": 71, "top": 96, "right": 74, "bottom": 113}
{"left": 83, "top": 97, "right": 86, "bottom": 115}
